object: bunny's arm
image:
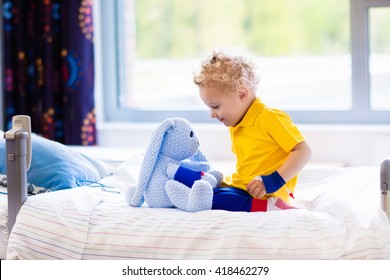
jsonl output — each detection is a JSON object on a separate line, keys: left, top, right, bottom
{"left": 181, "top": 150, "right": 211, "bottom": 171}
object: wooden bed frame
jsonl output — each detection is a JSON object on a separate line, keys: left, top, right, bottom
{"left": 4, "top": 116, "right": 390, "bottom": 232}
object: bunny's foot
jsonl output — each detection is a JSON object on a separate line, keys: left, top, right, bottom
{"left": 166, "top": 180, "right": 213, "bottom": 212}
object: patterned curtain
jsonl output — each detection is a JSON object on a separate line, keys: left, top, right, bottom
{"left": 2, "top": 0, "right": 96, "bottom": 145}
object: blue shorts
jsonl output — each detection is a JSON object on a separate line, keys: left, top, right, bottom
{"left": 212, "top": 187, "right": 252, "bottom": 212}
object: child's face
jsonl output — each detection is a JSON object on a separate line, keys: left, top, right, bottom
{"left": 199, "top": 86, "right": 248, "bottom": 127}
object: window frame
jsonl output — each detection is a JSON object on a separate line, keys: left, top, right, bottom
{"left": 96, "top": 0, "right": 390, "bottom": 124}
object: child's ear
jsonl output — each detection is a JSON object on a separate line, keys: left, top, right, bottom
{"left": 238, "top": 87, "right": 249, "bottom": 101}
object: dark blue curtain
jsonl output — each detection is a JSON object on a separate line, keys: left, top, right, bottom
{"left": 2, "top": 0, "right": 96, "bottom": 145}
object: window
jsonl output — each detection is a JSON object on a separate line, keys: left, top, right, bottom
{"left": 95, "top": 0, "right": 390, "bottom": 124}
{"left": 369, "top": 7, "right": 390, "bottom": 110}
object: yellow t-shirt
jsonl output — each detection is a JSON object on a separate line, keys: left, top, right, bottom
{"left": 223, "top": 98, "right": 305, "bottom": 202}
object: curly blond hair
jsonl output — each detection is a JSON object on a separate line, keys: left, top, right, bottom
{"left": 193, "top": 51, "right": 259, "bottom": 94}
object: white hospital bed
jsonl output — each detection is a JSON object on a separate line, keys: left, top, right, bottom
{"left": 1, "top": 117, "right": 389, "bottom": 260}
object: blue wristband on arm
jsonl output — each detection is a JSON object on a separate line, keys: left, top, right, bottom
{"left": 261, "top": 171, "right": 286, "bottom": 194}
{"left": 174, "top": 166, "right": 203, "bottom": 188}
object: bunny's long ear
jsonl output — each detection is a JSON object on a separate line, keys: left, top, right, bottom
{"left": 126, "top": 118, "right": 176, "bottom": 206}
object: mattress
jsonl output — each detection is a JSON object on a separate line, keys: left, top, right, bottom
{"left": 5, "top": 156, "right": 390, "bottom": 260}
{"left": 0, "top": 188, "right": 8, "bottom": 259}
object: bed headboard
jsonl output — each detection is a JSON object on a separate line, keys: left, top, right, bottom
{"left": 380, "top": 157, "right": 390, "bottom": 221}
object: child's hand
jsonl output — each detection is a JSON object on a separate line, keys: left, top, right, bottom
{"left": 247, "top": 178, "right": 266, "bottom": 199}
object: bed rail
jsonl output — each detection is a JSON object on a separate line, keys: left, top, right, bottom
{"left": 4, "top": 115, "right": 31, "bottom": 232}
{"left": 381, "top": 157, "right": 390, "bottom": 222}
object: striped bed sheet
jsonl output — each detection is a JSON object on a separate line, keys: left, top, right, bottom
{"left": 5, "top": 161, "right": 390, "bottom": 260}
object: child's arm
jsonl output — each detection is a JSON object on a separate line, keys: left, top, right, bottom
{"left": 247, "top": 140, "right": 311, "bottom": 199}
{"left": 277, "top": 140, "right": 312, "bottom": 183}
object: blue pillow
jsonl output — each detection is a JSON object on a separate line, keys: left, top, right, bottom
{"left": 0, "top": 132, "right": 114, "bottom": 191}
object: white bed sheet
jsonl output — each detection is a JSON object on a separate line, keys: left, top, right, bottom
{"left": 5, "top": 156, "right": 390, "bottom": 260}
{"left": 0, "top": 188, "right": 8, "bottom": 259}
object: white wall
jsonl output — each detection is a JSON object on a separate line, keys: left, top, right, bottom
{"left": 97, "top": 123, "right": 390, "bottom": 167}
